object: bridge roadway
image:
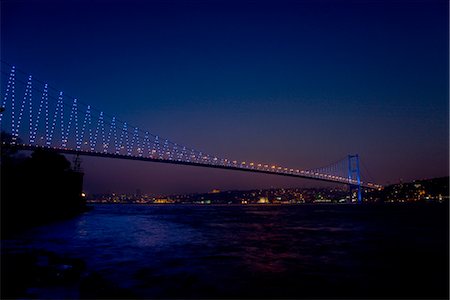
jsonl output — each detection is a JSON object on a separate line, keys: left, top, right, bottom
{"left": 4, "top": 143, "right": 381, "bottom": 189}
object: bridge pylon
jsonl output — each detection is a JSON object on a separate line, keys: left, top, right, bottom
{"left": 72, "top": 154, "right": 83, "bottom": 173}
{"left": 348, "top": 154, "right": 362, "bottom": 203}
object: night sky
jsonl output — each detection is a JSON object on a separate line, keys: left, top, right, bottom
{"left": 2, "top": 0, "right": 448, "bottom": 195}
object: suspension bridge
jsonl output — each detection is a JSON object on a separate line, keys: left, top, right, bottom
{"left": 0, "top": 63, "right": 382, "bottom": 202}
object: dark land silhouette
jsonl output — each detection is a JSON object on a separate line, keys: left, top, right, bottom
{"left": 1, "top": 132, "right": 86, "bottom": 236}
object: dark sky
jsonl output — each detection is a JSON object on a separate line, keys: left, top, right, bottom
{"left": 1, "top": 0, "right": 448, "bottom": 195}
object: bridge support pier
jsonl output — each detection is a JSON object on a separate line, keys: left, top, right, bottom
{"left": 348, "top": 155, "right": 362, "bottom": 203}
{"left": 348, "top": 184, "right": 362, "bottom": 203}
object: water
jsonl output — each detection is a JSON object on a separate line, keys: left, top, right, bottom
{"left": 3, "top": 203, "right": 449, "bottom": 298}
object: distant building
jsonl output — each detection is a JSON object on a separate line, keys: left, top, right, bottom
{"left": 154, "top": 198, "right": 175, "bottom": 204}
{"left": 257, "top": 197, "right": 269, "bottom": 204}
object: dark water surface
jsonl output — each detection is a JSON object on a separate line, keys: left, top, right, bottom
{"left": 2, "top": 204, "right": 449, "bottom": 299}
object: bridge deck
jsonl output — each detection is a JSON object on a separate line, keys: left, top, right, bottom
{"left": 4, "top": 143, "right": 380, "bottom": 189}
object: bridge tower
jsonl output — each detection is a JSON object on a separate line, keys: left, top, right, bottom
{"left": 348, "top": 154, "right": 362, "bottom": 203}
{"left": 72, "top": 154, "right": 83, "bottom": 173}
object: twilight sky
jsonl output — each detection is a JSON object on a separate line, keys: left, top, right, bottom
{"left": 1, "top": 0, "right": 448, "bottom": 195}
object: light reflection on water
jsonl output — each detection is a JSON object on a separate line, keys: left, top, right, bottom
{"left": 2, "top": 203, "right": 448, "bottom": 298}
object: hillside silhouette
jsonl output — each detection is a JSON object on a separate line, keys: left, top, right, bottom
{"left": 1, "top": 132, "right": 86, "bottom": 235}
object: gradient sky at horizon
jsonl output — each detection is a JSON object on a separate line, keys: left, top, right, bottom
{"left": 1, "top": 0, "right": 448, "bottom": 194}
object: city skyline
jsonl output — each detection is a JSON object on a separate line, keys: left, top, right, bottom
{"left": 2, "top": 0, "right": 448, "bottom": 194}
